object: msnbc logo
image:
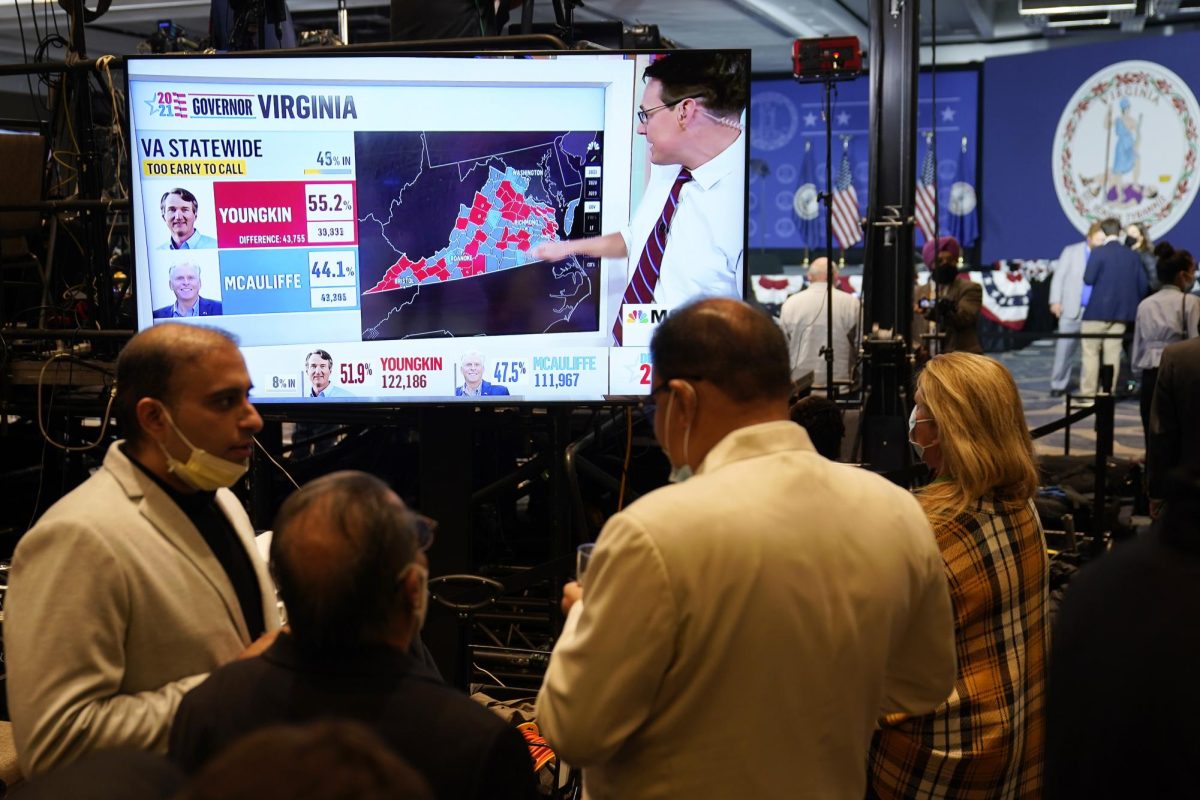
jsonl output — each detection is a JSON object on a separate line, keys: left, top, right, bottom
{"left": 626, "top": 309, "right": 649, "bottom": 324}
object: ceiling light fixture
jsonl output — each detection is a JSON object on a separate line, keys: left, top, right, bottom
{"left": 1045, "top": 12, "right": 1114, "bottom": 25}
{"left": 1019, "top": 0, "right": 1135, "bottom": 14}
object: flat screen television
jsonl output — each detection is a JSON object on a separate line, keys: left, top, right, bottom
{"left": 125, "top": 50, "right": 750, "bottom": 404}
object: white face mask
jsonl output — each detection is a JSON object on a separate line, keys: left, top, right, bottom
{"left": 155, "top": 406, "right": 249, "bottom": 492}
{"left": 908, "top": 406, "right": 934, "bottom": 460}
{"left": 902, "top": 410, "right": 921, "bottom": 460}
{"left": 664, "top": 389, "right": 694, "bottom": 483}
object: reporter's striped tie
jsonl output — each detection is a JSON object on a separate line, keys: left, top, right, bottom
{"left": 612, "top": 167, "right": 693, "bottom": 345}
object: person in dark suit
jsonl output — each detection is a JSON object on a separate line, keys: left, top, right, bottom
{"left": 175, "top": 721, "right": 433, "bottom": 800}
{"left": 1080, "top": 216, "right": 1148, "bottom": 397}
{"left": 1045, "top": 466, "right": 1200, "bottom": 800}
{"left": 168, "top": 471, "right": 537, "bottom": 800}
{"left": 1147, "top": 336, "right": 1200, "bottom": 516}
{"left": 11, "top": 750, "right": 185, "bottom": 800}
{"left": 455, "top": 351, "right": 510, "bottom": 397}
{"left": 152, "top": 262, "right": 223, "bottom": 319}
{"left": 922, "top": 236, "right": 983, "bottom": 355}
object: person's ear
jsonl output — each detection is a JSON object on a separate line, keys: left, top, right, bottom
{"left": 668, "top": 379, "right": 698, "bottom": 425}
{"left": 136, "top": 397, "right": 169, "bottom": 441}
{"left": 678, "top": 97, "right": 696, "bottom": 127}
{"left": 401, "top": 562, "right": 427, "bottom": 607}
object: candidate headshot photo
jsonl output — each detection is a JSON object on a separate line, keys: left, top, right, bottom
{"left": 152, "top": 260, "right": 223, "bottom": 319}
{"left": 157, "top": 187, "right": 218, "bottom": 251}
{"left": 306, "top": 349, "right": 354, "bottom": 398}
{"left": 455, "top": 351, "right": 509, "bottom": 397}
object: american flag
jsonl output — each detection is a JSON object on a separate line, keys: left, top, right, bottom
{"left": 831, "top": 146, "right": 863, "bottom": 250}
{"left": 915, "top": 140, "right": 938, "bottom": 241}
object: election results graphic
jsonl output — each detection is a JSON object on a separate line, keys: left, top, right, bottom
{"left": 124, "top": 53, "right": 701, "bottom": 403}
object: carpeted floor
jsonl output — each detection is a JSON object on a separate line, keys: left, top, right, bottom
{"left": 996, "top": 341, "right": 1145, "bottom": 460}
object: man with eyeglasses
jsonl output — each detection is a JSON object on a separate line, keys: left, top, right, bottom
{"left": 169, "top": 470, "right": 537, "bottom": 800}
{"left": 532, "top": 52, "right": 748, "bottom": 344}
{"left": 536, "top": 299, "right": 957, "bottom": 799}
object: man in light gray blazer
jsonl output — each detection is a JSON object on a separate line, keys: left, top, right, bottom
{"left": 1049, "top": 222, "right": 1105, "bottom": 396}
{"left": 5, "top": 324, "right": 281, "bottom": 777}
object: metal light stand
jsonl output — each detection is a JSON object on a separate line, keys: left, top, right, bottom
{"left": 819, "top": 82, "right": 837, "bottom": 394}
{"left": 793, "top": 38, "right": 862, "bottom": 396}
{"left": 858, "top": 0, "right": 920, "bottom": 480}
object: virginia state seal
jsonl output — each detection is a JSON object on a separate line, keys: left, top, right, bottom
{"left": 749, "top": 91, "right": 799, "bottom": 153}
{"left": 1052, "top": 60, "right": 1199, "bottom": 238}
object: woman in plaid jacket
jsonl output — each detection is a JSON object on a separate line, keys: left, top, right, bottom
{"left": 868, "top": 352, "right": 1050, "bottom": 800}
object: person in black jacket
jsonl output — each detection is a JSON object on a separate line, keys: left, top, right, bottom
{"left": 1045, "top": 466, "right": 1200, "bottom": 800}
{"left": 168, "top": 471, "right": 537, "bottom": 800}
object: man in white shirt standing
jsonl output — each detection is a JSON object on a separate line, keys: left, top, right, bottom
{"left": 778, "top": 257, "right": 860, "bottom": 389}
{"left": 536, "top": 298, "right": 957, "bottom": 800}
{"left": 531, "top": 52, "right": 747, "bottom": 343}
{"left": 1049, "top": 222, "right": 1104, "bottom": 397}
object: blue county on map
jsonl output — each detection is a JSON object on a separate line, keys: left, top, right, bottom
{"left": 355, "top": 130, "right": 603, "bottom": 341}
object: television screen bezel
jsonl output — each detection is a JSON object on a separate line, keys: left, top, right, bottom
{"left": 123, "top": 47, "right": 752, "bottom": 411}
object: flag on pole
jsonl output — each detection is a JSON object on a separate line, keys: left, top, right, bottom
{"left": 915, "top": 133, "right": 938, "bottom": 243}
{"left": 830, "top": 138, "right": 863, "bottom": 250}
{"left": 949, "top": 136, "right": 978, "bottom": 248}
{"left": 793, "top": 140, "right": 822, "bottom": 251}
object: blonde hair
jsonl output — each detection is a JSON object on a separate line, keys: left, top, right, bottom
{"left": 916, "top": 353, "right": 1039, "bottom": 518}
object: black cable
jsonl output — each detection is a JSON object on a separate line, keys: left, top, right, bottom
{"left": 35, "top": 34, "right": 68, "bottom": 97}
{"left": 30, "top": 0, "right": 42, "bottom": 62}
{"left": 13, "top": 0, "right": 46, "bottom": 123}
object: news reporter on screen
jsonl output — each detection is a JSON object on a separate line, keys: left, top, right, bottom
{"left": 158, "top": 188, "right": 217, "bottom": 250}
{"left": 531, "top": 52, "right": 747, "bottom": 342}
{"left": 152, "top": 261, "right": 223, "bottom": 319}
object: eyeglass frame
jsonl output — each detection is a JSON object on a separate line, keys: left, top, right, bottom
{"left": 647, "top": 375, "right": 706, "bottom": 399}
{"left": 637, "top": 95, "right": 703, "bottom": 124}
{"left": 411, "top": 513, "right": 437, "bottom": 554}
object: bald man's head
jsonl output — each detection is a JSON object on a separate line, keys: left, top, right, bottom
{"left": 650, "top": 298, "right": 791, "bottom": 404}
{"left": 115, "top": 324, "right": 239, "bottom": 446}
{"left": 270, "top": 471, "right": 421, "bottom": 653}
{"left": 807, "top": 257, "right": 835, "bottom": 283}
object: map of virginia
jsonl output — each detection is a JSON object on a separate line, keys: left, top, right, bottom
{"left": 355, "top": 131, "right": 601, "bottom": 341}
